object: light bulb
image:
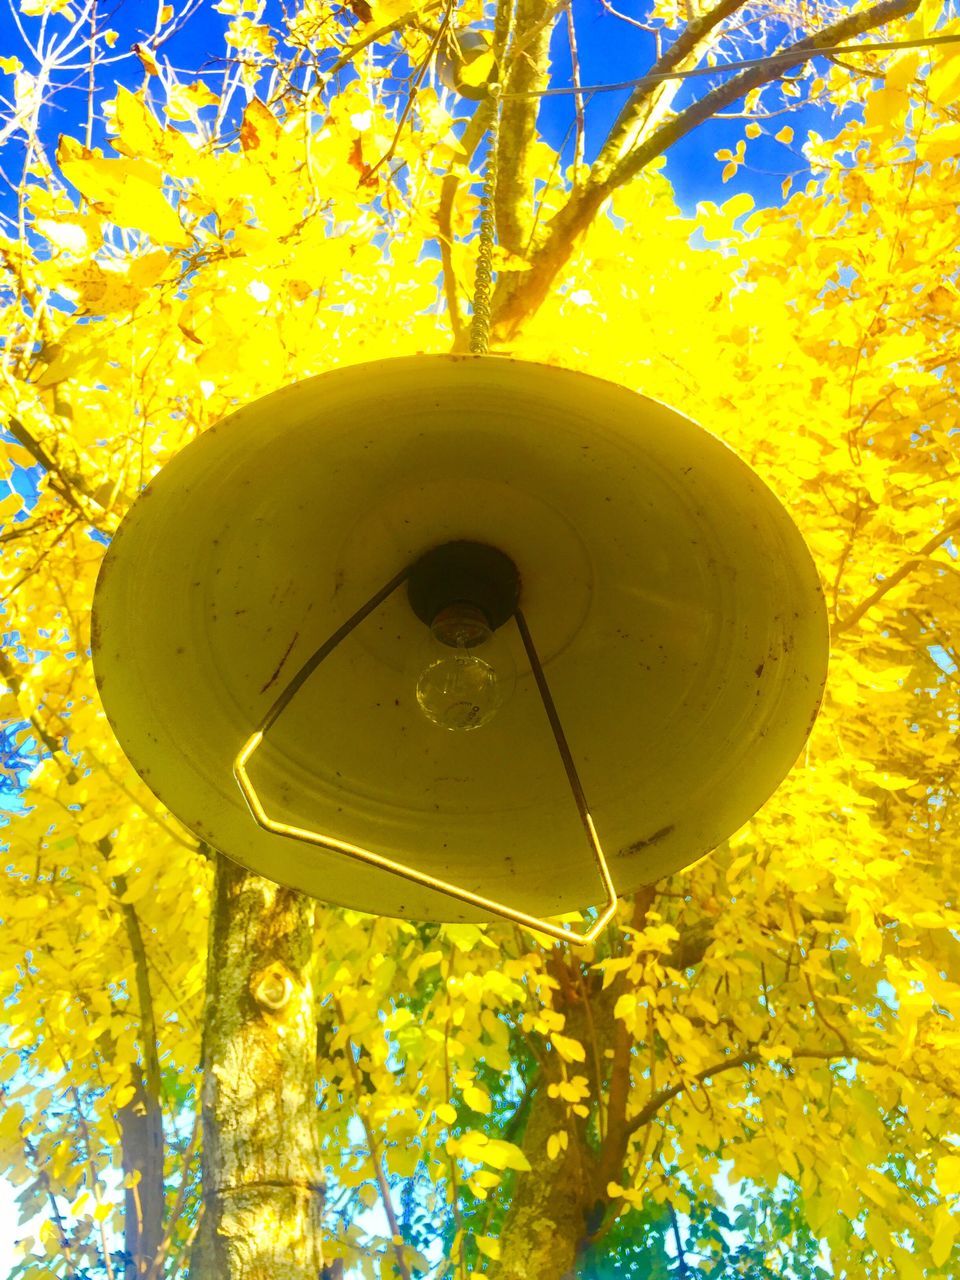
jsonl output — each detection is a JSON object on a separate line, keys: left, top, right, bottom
{"left": 416, "top": 604, "right": 514, "bottom": 731}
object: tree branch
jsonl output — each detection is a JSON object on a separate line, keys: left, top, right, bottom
{"left": 322, "top": 0, "right": 444, "bottom": 82}
{"left": 624, "top": 1052, "right": 757, "bottom": 1137}
{"left": 115, "top": 878, "right": 166, "bottom": 1278}
{"left": 591, "top": 0, "right": 748, "bottom": 178}
{"left": 6, "top": 414, "right": 92, "bottom": 519}
{"left": 495, "top": 0, "right": 557, "bottom": 255}
{"left": 664, "top": 920, "right": 713, "bottom": 973}
{"left": 144, "top": 1118, "right": 202, "bottom": 1280}
{"left": 492, "top": 0, "right": 920, "bottom": 335}
{"left": 563, "top": 1, "right": 585, "bottom": 183}
{"left": 834, "top": 512, "right": 960, "bottom": 635}
{"left": 5, "top": 411, "right": 115, "bottom": 530}
{"left": 621, "top": 1038, "right": 937, "bottom": 1141}
{"left": 670, "top": 1202, "right": 689, "bottom": 1277}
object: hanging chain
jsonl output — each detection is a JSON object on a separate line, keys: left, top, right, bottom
{"left": 467, "top": 0, "right": 514, "bottom": 355}
{"left": 469, "top": 94, "right": 501, "bottom": 356}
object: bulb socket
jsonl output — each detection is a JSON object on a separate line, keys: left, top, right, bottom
{"left": 431, "top": 604, "right": 491, "bottom": 649}
{"left": 408, "top": 541, "right": 521, "bottom": 633}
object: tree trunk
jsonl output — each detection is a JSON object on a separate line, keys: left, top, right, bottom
{"left": 116, "top": 883, "right": 165, "bottom": 1279}
{"left": 191, "top": 855, "right": 325, "bottom": 1280}
{"left": 488, "top": 998, "right": 609, "bottom": 1280}
{"left": 118, "top": 1074, "right": 164, "bottom": 1278}
{"left": 486, "top": 1082, "right": 588, "bottom": 1280}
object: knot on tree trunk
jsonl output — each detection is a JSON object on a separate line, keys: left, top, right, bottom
{"left": 250, "top": 961, "right": 296, "bottom": 1013}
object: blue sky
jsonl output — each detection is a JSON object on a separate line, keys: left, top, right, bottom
{"left": 0, "top": 0, "right": 845, "bottom": 220}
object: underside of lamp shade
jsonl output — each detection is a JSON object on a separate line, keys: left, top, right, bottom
{"left": 92, "top": 355, "right": 829, "bottom": 923}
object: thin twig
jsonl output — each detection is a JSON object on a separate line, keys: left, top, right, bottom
{"left": 834, "top": 513, "right": 960, "bottom": 635}
{"left": 360, "top": 0, "right": 454, "bottom": 187}
{"left": 564, "top": 1, "right": 585, "bottom": 182}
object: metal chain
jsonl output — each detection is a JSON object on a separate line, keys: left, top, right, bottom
{"left": 469, "top": 96, "right": 501, "bottom": 356}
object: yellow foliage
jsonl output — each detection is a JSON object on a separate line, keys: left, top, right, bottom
{"left": 1, "top": 6, "right": 960, "bottom": 1278}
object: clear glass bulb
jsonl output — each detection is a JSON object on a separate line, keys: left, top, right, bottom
{"left": 416, "top": 605, "right": 513, "bottom": 732}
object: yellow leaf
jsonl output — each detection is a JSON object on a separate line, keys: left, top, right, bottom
{"left": 920, "top": 124, "right": 960, "bottom": 165}
{"left": 721, "top": 162, "right": 737, "bottom": 183}
{"left": 0, "top": 692, "right": 21, "bottom": 719}
{"left": 928, "top": 52, "right": 960, "bottom": 110}
{"left": 93, "top": 1202, "right": 113, "bottom": 1223}
{"left": 134, "top": 43, "right": 160, "bottom": 76}
{"left": 449, "top": 1130, "right": 488, "bottom": 1164}
{"left": 78, "top": 814, "right": 116, "bottom": 843}
{"left": 775, "top": 126, "right": 794, "bottom": 145}
{"left": 0, "top": 56, "right": 23, "bottom": 74}
{"left": 912, "top": 910, "right": 949, "bottom": 928}
{"left": 165, "top": 80, "right": 220, "bottom": 122}
{"left": 240, "top": 98, "right": 281, "bottom": 154}
{"left": 745, "top": 122, "right": 761, "bottom": 139}
{"left": 439, "top": 923, "right": 490, "bottom": 952}
{"left": 860, "top": 770, "right": 917, "bottom": 791}
{"left": 370, "top": 0, "right": 413, "bottom": 21}
{"left": 57, "top": 137, "right": 189, "bottom": 246}
{"left": 864, "top": 85, "right": 907, "bottom": 133}
{"left": 436, "top": 1103, "right": 457, "bottom": 1125}
{"left": 937, "top": 1154, "right": 960, "bottom": 1195}
{"left": 931, "top": 1204, "right": 957, "bottom": 1267}
{"left": 482, "top": 1139, "right": 530, "bottom": 1172}
{"left": 112, "top": 87, "right": 165, "bottom": 162}
{"left": 551, "top": 1032, "right": 585, "bottom": 1063}
{"left": 463, "top": 1085, "right": 491, "bottom": 1114}
{"left": 475, "top": 1236, "right": 500, "bottom": 1260}
{"left": 613, "top": 992, "right": 634, "bottom": 1021}
{"left": 885, "top": 51, "right": 920, "bottom": 93}
{"left": 128, "top": 249, "right": 169, "bottom": 290}
{"left": 724, "top": 192, "right": 754, "bottom": 220}
{"left": 120, "top": 876, "right": 153, "bottom": 903}
{"left": 459, "top": 50, "right": 496, "bottom": 90}
{"left": 226, "top": 17, "right": 276, "bottom": 57}
{"left": 0, "top": 492, "right": 23, "bottom": 522}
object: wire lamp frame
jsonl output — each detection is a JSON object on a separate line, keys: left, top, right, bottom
{"left": 234, "top": 559, "right": 619, "bottom": 946}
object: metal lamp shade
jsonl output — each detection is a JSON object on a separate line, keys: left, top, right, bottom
{"left": 92, "top": 355, "right": 828, "bottom": 924}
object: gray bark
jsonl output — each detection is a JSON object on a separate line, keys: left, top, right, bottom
{"left": 191, "top": 855, "right": 325, "bottom": 1280}
{"left": 486, "top": 1083, "right": 586, "bottom": 1280}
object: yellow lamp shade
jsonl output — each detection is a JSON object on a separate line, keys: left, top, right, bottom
{"left": 92, "top": 355, "right": 828, "bottom": 926}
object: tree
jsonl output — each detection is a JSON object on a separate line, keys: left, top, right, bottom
{"left": 1, "top": 0, "right": 960, "bottom": 1276}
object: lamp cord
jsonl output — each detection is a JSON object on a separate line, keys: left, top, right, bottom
{"left": 499, "top": 31, "right": 960, "bottom": 100}
{"left": 469, "top": 94, "right": 501, "bottom": 356}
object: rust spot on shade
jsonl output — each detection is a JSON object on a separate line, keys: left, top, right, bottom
{"left": 617, "top": 824, "right": 675, "bottom": 860}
